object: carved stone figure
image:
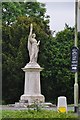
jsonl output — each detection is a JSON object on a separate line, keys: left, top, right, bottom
{"left": 15, "top": 24, "right": 45, "bottom": 106}
{"left": 28, "top": 24, "right": 40, "bottom": 63}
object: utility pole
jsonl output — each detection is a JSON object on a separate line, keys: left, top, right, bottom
{"left": 74, "top": 0, "right": 79, "bottom": 113}
{"left": 77, "top": 0, "right": 80, "bottom": 32}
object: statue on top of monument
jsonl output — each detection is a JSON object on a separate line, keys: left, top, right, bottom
{"left": 28, "top": 23, "right": 40, "bottom": 63}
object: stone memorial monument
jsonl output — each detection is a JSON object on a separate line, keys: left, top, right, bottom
{"left": 20, "top": 24, "right": 45, "bottom": 104}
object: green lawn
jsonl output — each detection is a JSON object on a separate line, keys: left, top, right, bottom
{"left": 2, "top": 110, "right": 78, "bottom": 119}
{"left": 0, "top": 111, "right": 2, "bottom": 120}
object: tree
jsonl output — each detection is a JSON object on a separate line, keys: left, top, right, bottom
{"left": 2, "top": 2, "right": 49, "bottom": 26}
{"left": 51, "top": 26, "right": 75, "bottom": 103}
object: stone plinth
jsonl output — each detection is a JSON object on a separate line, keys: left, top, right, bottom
{"left": 20, "top": 62, "right": 45, "bottom": 103}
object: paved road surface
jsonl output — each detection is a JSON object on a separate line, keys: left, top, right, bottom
{"left": 0, "top": 105, "right": 74, "bottom": 111}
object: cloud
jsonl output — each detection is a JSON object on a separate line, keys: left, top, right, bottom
{"left": 45, "top": 2, "right": 74, "bottom": 33}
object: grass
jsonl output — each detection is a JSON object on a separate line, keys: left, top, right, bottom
{"left": 2, "top": 110, "right": 78, "bottom": 119}
{"left": 0, "top": 111, "right": 2, "bottom": 120}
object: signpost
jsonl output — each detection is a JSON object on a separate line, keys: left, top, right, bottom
{"left": 71, "top": 46, "right": 79, "bottom": 73}
{"left": 73, "top": 0, "right": 79, "bottom": 113}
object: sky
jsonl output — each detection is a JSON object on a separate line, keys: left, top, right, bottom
{"left": 38, "top": 0, "right": 75, "bottom": 35}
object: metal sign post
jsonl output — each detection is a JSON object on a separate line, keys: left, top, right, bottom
{"left": 77, "top": 0, "right": 80, "bottom": 32}
{"left": 74, "top": 0, "right": 79, "bottom": 113}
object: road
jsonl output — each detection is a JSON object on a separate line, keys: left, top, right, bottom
{"left": 0, "top": 105, "right": 74, "bottom": 111}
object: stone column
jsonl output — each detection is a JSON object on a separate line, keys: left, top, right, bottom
{"left": 20, "top": 62, "right": 45, "bottom": 103}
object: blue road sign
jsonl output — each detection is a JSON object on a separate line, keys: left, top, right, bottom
{"left": 71, "top": 46, "right": 79, "bottom": 72}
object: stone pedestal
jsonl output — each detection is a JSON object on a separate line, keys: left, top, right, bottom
{"left": 20, "top": 62, "right": 45, "bottom": 103}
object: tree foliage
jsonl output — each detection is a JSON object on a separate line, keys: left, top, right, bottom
{"left": 2, "top": 2, "right": 49, "bottom": 26}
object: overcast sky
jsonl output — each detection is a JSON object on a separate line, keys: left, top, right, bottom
{"left": 38, "top": 0, "right": 75, "bottom": 34}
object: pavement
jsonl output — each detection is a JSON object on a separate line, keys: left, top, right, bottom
{"left": 0, "top": 105, "right": 74, "bottom": 111}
